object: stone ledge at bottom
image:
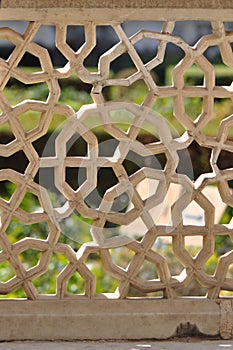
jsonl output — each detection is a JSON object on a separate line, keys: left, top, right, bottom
{"left": 0, "top": 298, "right": 221, "bottom": 340}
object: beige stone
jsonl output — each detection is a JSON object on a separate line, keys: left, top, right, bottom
{"left": 0, "top": 0, "right": 232, "bottom": 342}
{"left": 2, "top": 0, "right": 233, "bottom": 9}
{"left": 0, "top": 299, "right": 220, "bottom": 340}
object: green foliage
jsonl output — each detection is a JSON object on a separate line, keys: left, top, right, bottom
{"left": 59, "top": 86, "right": 92, "bottom": 110}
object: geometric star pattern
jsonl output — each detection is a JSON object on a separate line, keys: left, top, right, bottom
{"left": 0, "top": 19, "right": 232, "bottom": 299}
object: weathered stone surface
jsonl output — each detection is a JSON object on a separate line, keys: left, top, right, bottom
{"left": 0, "top": 299, "right": 220, "bottom": 340}
{"left": 2, "top": 0, "right": 233, "bottom": 8}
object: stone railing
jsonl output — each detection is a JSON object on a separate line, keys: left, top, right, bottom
{"left": 0, "top": 0, "right": 232, "bottom": 341}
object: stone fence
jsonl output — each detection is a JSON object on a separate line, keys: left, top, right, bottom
{"left": 0, "top": 0, "right": 232, "bottom": 341}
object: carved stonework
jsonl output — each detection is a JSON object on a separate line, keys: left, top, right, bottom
{"left": 0, "top": 11, "right": 232, "bottom": 301}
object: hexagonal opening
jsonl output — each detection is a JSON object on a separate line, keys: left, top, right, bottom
{"left": 183, "top": 202, "right": 205, "bottom": 226}
{"left": 204, "top": 235, "right": 232, "bottom": 276}
{"left": 66, "top": 271, "right": 85, "bottom": 295}
{"left": 0, "top": 287, "right": 26, "bottom": 299}
{"left": 120, "top": 216, "right": 148, "bottom": 239}
{"left": 4, "top": 81, "right": 49, "bottom": 107}
{"left": 0, "top": 260, "right": 15, "bottom": 283}
{"left": 66, "top": 25, "right": 85, "bottom": 51}
{"left": 0, "top": 180, "right": 17, "bottom": 201}
{"left": 107, "top": 79, "right": 148, "bottom": 104}
{"left": 185, "top": 141, "right": 212, "bottom": 180}
{"left": 138, "top": 259, "right": 158, "bottom": 281}
{"left": 18, "top": 249, "right": 42, "bottom": 271}
{"left": 183, "top": 63, "right": 205, "bottom": 86}
{"left": 0, "top": 40, "right": 16, "bottom": 59}
{"left": 84, "top": 168, "right": 118, "bottom": 209}
{"left": 184, "top": 236, "right": 203, "bottom": 257}
{"left": 65, "top": 167, "right": 86, "bottom": 191}
{"left": 58, "top": 211, "right": 92, "bottom": 246}
{"left": 217, "top": 150, "right": 233, "bottom": 170}
{"left": 17, "top": 110, "right": 43, "bottom": 133}
{"left": 33, "top": 252, "right": 69, "bottom": 295}
{"left": 66, "top": 133, "right": 87, "bottom": 157}
{"left": 219, "top": 290, "right": 233, "bottom": 297}
{"left": 0, "top": 123, "right": 16, "bottom": 144}
{"left": 6, "top": 218, "right": 49, "bottom": 242}
{"left": 203, "top": 98, "right": 233, "bottom": 137}
{"left": 19, "top": 192, "right": 43, "bottom": 213}
{"left": 156, "top": 183, "right": 183, "bottom": 225}
{"left": 184, "top": 97, "right": 203, "bottom": 121}
{"left": 0, "top": 150, "right": 29, "bottom": 174}
{"left": 153, "top": 238, "right": 183, "bottom": 277}
{"left": 109, "top": 246, "right": 135, "bottom": 270}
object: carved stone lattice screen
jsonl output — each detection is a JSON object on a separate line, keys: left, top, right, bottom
{"left": 0, "top": 0, "right": 233, "bottom": 341}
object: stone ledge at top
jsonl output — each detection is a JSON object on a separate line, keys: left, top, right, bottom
{"left": 2, "top": 0, "right": 233, "bottom": 8}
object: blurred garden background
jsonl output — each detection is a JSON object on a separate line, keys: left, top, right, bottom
{"left": 0, "top": 20, "right": 233, "bottom": 298}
